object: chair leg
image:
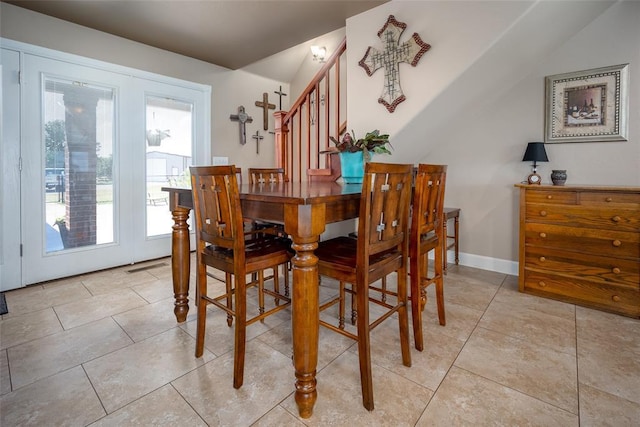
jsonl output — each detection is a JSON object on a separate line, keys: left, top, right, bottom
{"left": 355, "top": 280, "right": 374, "bottom": 411}
{"left": 233, "top": 274, "right": 247, "bottom": 389}
{"left": 284, "top": 262, "right": 290, "bottom": 297}
{"left": 338, "top": 281, "right": 346, "bottom": 329}
{"left": 273, "top": 266, "right": 281, "bottom": 306}
{"left": 410, "top": 248, "right": 424, "bottom": 352}
{"left": 258, "top": 270, "right": 265, "bottom": 320}
{"left": 397, "top": 265, "right": 412, "bottom": 368}
{"left": 434, "top": 241, "right": 446, "bottom": 326}
{"left": 195, "top": 258, "right": 208, "bottom": 358}
{"left": 225, "top": 272, "right": 233, "bottom": 327}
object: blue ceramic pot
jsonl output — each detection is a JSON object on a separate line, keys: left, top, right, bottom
{"left": 339, "top": 151, "right": 367, "bottom": 184}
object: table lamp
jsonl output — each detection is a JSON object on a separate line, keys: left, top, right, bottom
{"left": 522, "top": 142, "right": 548, "bottom": 185}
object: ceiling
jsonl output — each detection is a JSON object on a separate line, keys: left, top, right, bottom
{"left": 4, "top": 0, "right": 387, "bottom": 72}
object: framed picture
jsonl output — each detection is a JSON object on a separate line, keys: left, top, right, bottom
{"left": 545, "top": 64, "right": 629, "bottom": 143}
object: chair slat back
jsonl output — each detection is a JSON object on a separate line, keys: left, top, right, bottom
{"left": 190, "top": 165, "right": 244, "bottom": 252}
{"left": 358, "top": 162, "right": 414, "bottom": 258}
{"left": 412, "top": 164, "right": 447, "bottom": 237}
{"left": 248, "top": 167, "right": 285, "bottom": 185}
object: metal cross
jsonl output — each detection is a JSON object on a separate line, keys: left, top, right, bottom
{"left": 229, "top": 106, "right": 253, "bottom": 145}
{"left": 358, "top": 15, "right": 431, "bottom": 113}
{"left": 251, "top": 130, "right": 264, "bottom": 154}
{"left": 274, "top": 85, "right": 288, "bottom": 110}
{"left": 255, "top": 93, "right": 275, "bottom": 130}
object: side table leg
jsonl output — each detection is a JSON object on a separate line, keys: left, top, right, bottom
{"left": 171, "top": 206, "right": 191, "bottom": 323}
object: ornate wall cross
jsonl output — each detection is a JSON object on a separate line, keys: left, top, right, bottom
{"left": 358, "top": 15, "right": 431, "bottom": 113}
{"left": 251, "top": 130, "right": 264, "bottom": 154}
{"left": 229, "top": 106, "right": 253, "bottom": 145}
{"left": 255, "top": 93, "right": 275, "bottom": 130}
{"left": 274, "top": 85, "right": 288, "bottom": 110}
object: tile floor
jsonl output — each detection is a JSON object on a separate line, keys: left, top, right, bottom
{"left": 1, "top": 258, "right": 639, "bottom": 426}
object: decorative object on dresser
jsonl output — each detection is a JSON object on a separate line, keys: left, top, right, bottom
{"left": 545, "top": 64, "right": 629, "bottom": 143}
{"left": 515, "top": 184, "right": 640, "bottom": 318}
{"left": 550, "top": 169, "right": 568, "bottom": 186}
{"left": 522, "top": 142, "right": 548, "bottom": 185}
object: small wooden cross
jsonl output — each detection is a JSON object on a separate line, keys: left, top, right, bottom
{"left": 274, "top": 85, "right": 288, "bottom": 110}
{"left": 251, "top": 130, "right": 264, "bottom": 154}
{"left": 229, "top": 106, "right": 253, "bottom": 145}
{"left": 358, "top": 15, "right": 431, "bottom": 113}
{"left": 255, "top": 93, "right": 275, "bottom": 130}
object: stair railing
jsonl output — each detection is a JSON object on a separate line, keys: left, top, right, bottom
{"left": 274, "top": 38, "right": 346, "bottom": 182}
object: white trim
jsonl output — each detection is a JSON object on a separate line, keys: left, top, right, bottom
{"left": 446, "top": 250, "right": 519, "bottom": 276}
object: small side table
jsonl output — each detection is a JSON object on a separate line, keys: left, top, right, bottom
{"left": 443, "top": 207, "right": 460, "bottom": 274}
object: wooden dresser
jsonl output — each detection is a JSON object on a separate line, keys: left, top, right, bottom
{"left": 516, "top": 184, "right": 640, "bottom": 318}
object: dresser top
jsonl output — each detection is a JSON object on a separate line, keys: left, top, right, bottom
{"left": 515, "top": 184, "right": 640, "bottom": 193}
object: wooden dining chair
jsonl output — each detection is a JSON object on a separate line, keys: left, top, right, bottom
{"left": 248, "top": 167, "right": 285, "bottom": 185}
{"left": 410, "top": 164, "right": 447, "bottom": 352}
{"left": 190, "top": 165, "right": 292, "bottom": 388}
{"left": 315, "top": 162, "right": 413, "bottom": 411}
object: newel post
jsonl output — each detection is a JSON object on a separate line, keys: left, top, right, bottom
{"left": 274, "top": 111, "right": 289, "bottom": 181}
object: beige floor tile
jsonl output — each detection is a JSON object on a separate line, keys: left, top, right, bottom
{"left": 54, "top": 288, "right": 148, "bottom": 329}
{"left": 252, "top": 405, "right": 306, "bottom": 427}
{"left": 439, "top": 273, "right": 500, "bottom": 312}
{"left": 421, "top": 300, "right": 484, "bottom": 342}
{"left": 8, "top": 317, "right": 132, "bottom": 390}
{"left": 172, "top": 339, "right": 294, "bottom": 426}
{"left": 0, "top": 350, "right": 10, "bottom": 395}
{"left": 89, "top": 384, "right": 207, "bottom": 426}
{"left": 579, "top": 383, "right": 640, "bottom": 427}
{"left": 3, "top": 281, "right": 91, "bottom": 318}
{"left": 80, "top": 268, "right": 158, "bottom": 296}
{"left": 455, "top": 327, "right": 578, "bottom": 414}
{"left": 445, "top": 264, "right": 507, "bottom": 287}
{"left": 113, "top": 297, "right": 196, "bottom": 342}
{"left": 131, "top": 277, "right": 176, "bottom": 304}
{"left": 0, "top": 366, "right": 105, "bottom": 426}
{"left": 84, "top": 327, "right": 215, "bottom": 413}
{"left": 366, "top": 319, "right": 465, "bottom": 392}
{"left": 479, "top": 288, "right": 576, "bottom": 355}
{"left": 576, "top": 307, "right": 640, "bottom": 404}
{"left": 281, "top": 350, "right": 433, "bottom": 426}
{"left": 0, "top": 307, "right": 63, "bottom": 350}
{"left": 417, "top": 366, "right": 578, "bottom": 426}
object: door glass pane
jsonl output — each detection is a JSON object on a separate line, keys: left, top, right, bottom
{"left": 44, "top": 78, "right": 115, "bottom": 253}
{"left": 145, "top": 96, "right": 193, "bottom": 237}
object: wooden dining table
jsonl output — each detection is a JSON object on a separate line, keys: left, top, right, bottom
{"left": 162, "top": 181, "right": 362, "bottom": 418}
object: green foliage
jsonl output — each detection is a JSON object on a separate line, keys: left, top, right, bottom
{"left": 329, "top": 129, "right": 392, "bottom": 162}
{"left": 44, "top": 120, "right": 66, "bottom": 168}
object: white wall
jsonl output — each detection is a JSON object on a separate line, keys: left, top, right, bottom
{"left": 0, "top": 2, "right": 290, "bottom": 174}
{"left": 345, "top": 0, "right": 639, "bottom": 273}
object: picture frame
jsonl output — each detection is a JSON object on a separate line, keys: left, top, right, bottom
{"left": 544, "top": 64, "right": 629, "bottom": 143}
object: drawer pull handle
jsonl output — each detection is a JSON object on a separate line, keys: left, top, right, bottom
{"left": 539, "top": 256, "right": 546, "bottom": 262}
{"left": 539, "top": 232, "right": 547, "bottom": 238}
{"left": 611, "top": 216, "right": 621, "bottom": 222}
{"left": 605, "top": 197, "right": 613, "bottom": 202}
{"left": 612, "top": 295, "right": 621, "bottom": 302}
{"left": 538, "top": 281, "right": 546, "bottom": 287}
{"left": 546, "top": 195, "right": 553, "bottom": 200}
{"left": 612, "top": 240, "right": 622, "bottom": 247}
{"left": 540, "top": 210, "right": 547, "bottom": 217}
{"left": 612, "top": 267, "right": 621, "bottom": 274}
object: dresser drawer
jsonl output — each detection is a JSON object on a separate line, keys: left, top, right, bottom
{"left": 524, "top": 271, "right": 640, "bottom": 318}
{"left": 580, "top": 191, "right": 640, "bottom": 206}
{"left": 525, "top": 204, "right": 640, "bottom": 232}
{"left": 526, "top": 190, "right": 578, "bottom": 205}
{"left": 525, "top": 223, "right": 640, "bottom": 259}
{"left": 524, "top": 246, "right": 639, "bottom": 288}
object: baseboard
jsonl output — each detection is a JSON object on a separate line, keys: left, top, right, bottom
{"left": 445, "top": 250, "right": 518, "bottom": 276}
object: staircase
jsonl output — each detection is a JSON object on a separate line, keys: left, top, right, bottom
{"left": 274, "top": 38, "right": 346, "bottom": 183}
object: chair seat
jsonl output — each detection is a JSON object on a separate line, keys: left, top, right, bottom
{"left": 203, "top": 235, "right": 291, "bottom": 270}
{"left": 317, "top": 236, "right": 402, "bottom": 280}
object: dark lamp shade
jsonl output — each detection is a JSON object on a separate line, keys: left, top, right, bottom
{"left": 522, "top": 142, "right": 549, "bottom": 162}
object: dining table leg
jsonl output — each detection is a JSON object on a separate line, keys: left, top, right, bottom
{"left": 170, "top": 205, "right": 191, "bottom": 323}
{"left": 285, "top": 203, "right": 326, "bottom": 419}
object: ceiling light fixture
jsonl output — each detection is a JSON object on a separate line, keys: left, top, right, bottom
{"left": 310, "top": 46, "right": 327, "bottom": 63}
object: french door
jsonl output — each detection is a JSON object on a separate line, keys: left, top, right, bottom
{"left": 2, "top": 45, "right": 209, "bottom": 289}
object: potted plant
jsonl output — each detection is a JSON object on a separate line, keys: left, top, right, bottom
{"left": 328, "top": 130, "right": 392, "bottom": 183}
